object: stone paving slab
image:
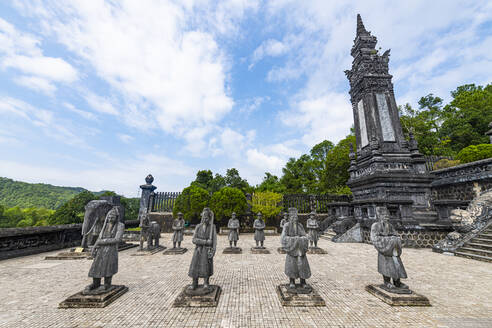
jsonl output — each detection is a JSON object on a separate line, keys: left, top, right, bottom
{"left": 0, "top": 234, "right": 491, "bottom": 327}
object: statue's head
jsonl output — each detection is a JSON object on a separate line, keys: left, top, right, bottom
{"left": 201, "top": 207, "right": 213, "bottom": 224}
{"left": 375, "top": 206, "right": 390, "bottom": 223}
{"left": 257, "top": 212, "right": 262, "bottom": 220}
{"left": 145, "top": 174, "right": 154, "bottom": 185}
{"left": 283, "top": 211, "right": 288, "bottom": 220}
{"left": 106, "top": 207, "right": 119, "bottom": 224}
{"left": 231, "top": 212, "right": 236, "bottom": 219}
{"left": 177, "top": 212, "right": 183, "bottom": 219}
{"left": 288, "top": 207, "right": 298, "bottom": 223}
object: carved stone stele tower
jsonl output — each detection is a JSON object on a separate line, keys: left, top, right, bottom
{"left": 345, "top": 15, "right": 436, "bottom": 228}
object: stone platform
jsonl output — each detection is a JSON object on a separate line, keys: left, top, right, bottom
{"left": 131, "top": 245, "right": 166, "bottom": 256}
{"left": 162, "top": 247, "right": 188, "bottom": 255}
{"left": 173, "top": 285, "right": 221, "bottom": 307}
{"left": 222, "top": 247, "right": 242, "bottom": 254}
{"left": 307, "top": 247, "right": 327, "bottom": 254}
{"left": 45, "top": 243, "right": 137, "bottom": 260}
{"left": 276, "top": 284, "right": 325, "bottom": 307}
{"left": 251, "top": 247, "right": 270, "bottom": 254}
{"left": 365, "top": 284, "right": 431, "bottom": 306}
{"left": 59, "top": 285, "right": 128, "bottom": 308}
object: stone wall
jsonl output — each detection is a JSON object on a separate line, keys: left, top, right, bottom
{"left": 361, "top": 227, "right": 449, "bottom": 248}
{"left": 149, "top": 212, "right": 174, "bottom": 232}
{"left": 0, "top": 224, "right": 82, "bottom": 261}
{"left": 431, "top": 158, "right": 492, "bottom": 223}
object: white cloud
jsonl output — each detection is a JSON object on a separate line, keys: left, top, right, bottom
{"left": 20, "top": 1, "right": 239, "bottom": 152}
{"left": 63, "top": 102, "right": 97, "bottom": 121}
{"left": 118, "top": 133, "right": 134, "bottom": 143}
{"left": 0, "top": 17, "right": 77, "bottom": 93}
{"left": 84, "top": 92, "right": 119, "bottom": 115}
{"left": 246, "top": 148, "right": 285, "bottom": 174}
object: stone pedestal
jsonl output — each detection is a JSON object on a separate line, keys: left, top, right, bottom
{"left": 131, "top": 245, "right": 166, "bottom": 256}
{"left": 307, "top": 247, "right": 327, "bottom": 254}
{"left": 163, "top": 247, "right": 188, "bottom": 255}
{"left": 276, "top": 284, "right": 325, "bottom": 307}
{"left": 251, "top": 247, "right": 270, "bottom": 254}
{"left": 173, "top": 285, "right": 221, "bottom": 307}
{"left": 45, "top": 243, "right": 137, "bottom": 260}
{"left": 223, "top": 247, "right": 242, "bottom": 254}
{"left": 365, "top": 284, "right": 431, "bottom": 306}
{"left": 59, "top": 285, "right": 128, "bottom": 308}
{"left": 277, "top": 247, "right": 286, "bottom": 254}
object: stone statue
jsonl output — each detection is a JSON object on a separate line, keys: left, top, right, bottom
{"left": 253, "top": 212, "right": 266, "bottom": 248}
{"left": 281, "top": 207, "right": 311, "bottom": 292}
{"left": 81, "top": 200, "right": 113, "bottom": 249}
{"left": 370, "top": 206, "right": 410, "bottom": 294}
{"left": 227, "top": 212, "right": 240, "bottom": 248}
{"left": 139, "top": 212, "right": 161, "bottom": 250}
{"left": 84, "top": 207, "right": 124, "bottom": 294}
{"left": 188, "top": 207, "right": 217, "bottom": 292}
{"left": 306, "top": 212, "right": 320, "bottom": 248}
{"left": 279, "top": 212, "right": 288, "bottom": 232}
{"left": 172, "top": 212, "right": 185, "bottom": 248}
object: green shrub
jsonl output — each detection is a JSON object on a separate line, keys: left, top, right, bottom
{"left": 456, "top": 144, "right": 492, "bottom": 163}
{"left": 251, "top": 191, "right": 282, "bottom": 220}
{"left": 210, "top": 187, "right": 247, "bottom": 223}
{"left": 433, "top": 158, "right": 461, "bottom": 170}
{"left": 48, "top": 191, "right": 97, "bottom": 225}
{"left": 16, "top": 218, "right": 33, "bottom": 227}
{"left": 173, "top": 185, "right": 211, "bottom": 223}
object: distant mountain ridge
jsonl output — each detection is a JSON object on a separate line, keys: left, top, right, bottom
{"left": 0, "top": 177, "right": 107, "bottom": 209}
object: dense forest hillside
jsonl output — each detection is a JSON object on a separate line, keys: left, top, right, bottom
{"left": 0, "top": 177, "right": 96, "bottom": 209}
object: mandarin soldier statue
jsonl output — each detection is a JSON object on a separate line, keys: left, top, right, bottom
{"left": 370, "top": 206, "right": 410, "bottom": 294}
{"left": 253, "top": 212, "right": 266, "bottom": 248}
{"left": 188, "top": 207, "right": 217, "bottom": 293}
{"left": 306, "top": 211, "right": 320, "bottom": 248}
{"left": 227, "top": 212, "right": 240, "bottom": 248}
{"left": 281, "top": 207, "right": 312, "bottom": 292}
{"left": 172, "top": 212, "right": 185, "bottom": 249}
{"left": 84, "top": 207, "right": 124, "bottom": 294}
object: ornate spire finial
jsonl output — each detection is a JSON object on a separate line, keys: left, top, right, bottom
{"left": 356, "top": 14, "right": 368, "bottom": 36}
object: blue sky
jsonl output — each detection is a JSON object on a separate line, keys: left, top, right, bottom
{"left": 0, "top": 1, "right": 491, "bottom": 196}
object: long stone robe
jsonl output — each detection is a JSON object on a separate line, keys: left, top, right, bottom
{"left": 89, "top": 221, "right": 124, "bottom": 278}
{"left": 370, "top": 221, "right": 407, "bottom": 279}
{"left": 227, "top": 218, "right": 240, "bottom": 242}
{"left": 188, "top": 223, "right": 217, "bottom": 278}
{"left": 172, "top": 218, "right": 185, "bottom": 242}
{"left": 253, "top": 219, "right": 265, "bottom": 241}
{"left": 306, "top": 218, "right": 319, "bottom": 243}
{"left": 281, "top": 222, "right": 311, "bottom": 279}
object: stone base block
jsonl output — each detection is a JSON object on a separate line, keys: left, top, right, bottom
{"left": 173, "top": 285, "right": 221, "bottom": 307}
{"left": 118, "top": 242, "right": 139, "bottom": 251}
{"left": 162, "top": 247, "right": 188, "bottom": 255}
{"left": 277, "top": 247, "right": 286, "bottom": 254}
{"left": 223, "top": 247, "right": 242, "bottom": 254}
{"left": 59, "top": 285, "right": 128, "bottom": 308}
{"left": 276, "top": 284, "right": 325, "bottom": 307}
{"left": 307, "top": 247, "right": 327, "bottom": 254}
{"left": 45, "top": 249, "right": 91, "bottom": 260}
{"left": 365, "top": 284, "right": 431, "bottom": 306}
{"left": 250, "top": 247, "right": 270, "bottom": 254}
{"left": 131, "top": 245, "right": 166, "bottom": 256}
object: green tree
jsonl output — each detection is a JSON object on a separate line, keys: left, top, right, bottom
{"left": 173, "top": 185, "right": 210, "bottom": 223}
{"left": 255, "top": 172, "right": 286, "bottom": 193}
{"left": 456, "top": 144, "right": 492, "bottom": 163}
{"left": 224, "top": 168, "right": 251, "bottom": 193}
{"left": 440, "top": 84, "right": 492, "bottom": 152}
{"left": 319, "top": 134, "right": 356, "bottom": 194}
{"left": 280, "top": 154, "right": 317, "bottom": 193}
{"left": 251, "top": 191, "right": 282, "bottom": 221}
{"left": 48, "top": 191, "right": 97, "bottom": 225}
{"left": 191, "top": 170, "right": 226, "bottom": 193}
{"left": 210, "top": 187, "right": 247, "bottom": 223}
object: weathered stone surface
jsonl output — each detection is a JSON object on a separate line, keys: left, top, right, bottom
{"left": 307, "top": 247, "right": 327, "bottom": 254}
{"left": 223, "top": 247, "right": 242, "bottom": 254}
{"left": 276, "top": 284, "right": 325, "bottom": 307}
{"left": 162, "top": 247, "right": 188, "bottom": 255}
{"left": 334, "top": 223, "right": 363, "bottom": 243}
{"left": 173, "top": 285, "right": 221, "bottom": 307}
{"left": 250, "top": 247, "right": 270, "bottom": 254}
{"left": 365, "top": 284, "right": 430, "bottom": 306}
{"left": 131, "top": 245, "right": 166, "bottom": 256}
{"left": 277, "top": 247, "right": 286, "bottom": 254}
{"left": 59, "top": 285, "right": 128, "bottom": 308}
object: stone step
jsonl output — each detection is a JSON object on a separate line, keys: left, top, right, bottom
{"left": 479, "top": 232, "right": 492, "bottom": 239}
{"left": 466, "top": 242, "right": 492, "bottom": 251}
{"left": 454, "top": 251, "right": 492, "bottom": 263}
{"left": 457, "top": 247, "right": 492, "bottom": 257}
{"left": 413, "top": 211, "right": 438, "bottom": 222}
{"left": 469, "top": 237, "right": 492, "bottom": 244}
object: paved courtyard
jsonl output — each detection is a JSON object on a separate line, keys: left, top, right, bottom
{"left": 0, "top": 234, "right": 491, "bottom": 328}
